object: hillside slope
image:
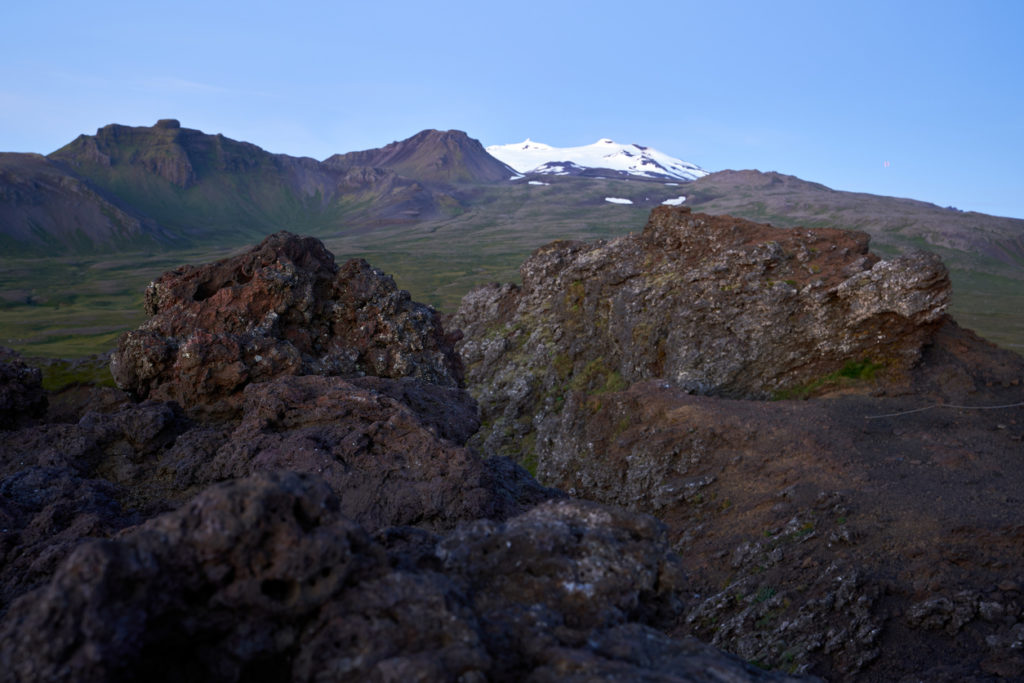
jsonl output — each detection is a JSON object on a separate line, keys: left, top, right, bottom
{"left": 326, "top": 129, "right": 515, "bottom": 184}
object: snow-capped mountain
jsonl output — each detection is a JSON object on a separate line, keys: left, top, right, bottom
{"left": 486, "top": 138, "right": 708, "bottom": 181}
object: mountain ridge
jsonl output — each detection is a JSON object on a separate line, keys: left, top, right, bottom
{"left": 2, "top": 120, "right": 1023, "bottom": 355}
{"left": 487, "top": 137, "right": 708, "bottom": 181}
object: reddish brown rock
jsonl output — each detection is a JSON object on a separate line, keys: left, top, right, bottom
{"left": 0, "top": 233, "right": 833, "bottom": 680}
{"left": 111, "top": 232, "right": 463, "bottom": 412}
{"left": 454, "top": 206, "right": 952, "bottom": 462}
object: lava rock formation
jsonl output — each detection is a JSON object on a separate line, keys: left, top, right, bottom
{"left": 455, "top": 207, "right": 1024, "bottom": 680}
{"left": 0, "top": 230, "right": 812, "bottom": 682}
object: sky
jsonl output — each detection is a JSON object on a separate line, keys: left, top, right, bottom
{"left": 3, "top": 0, "right": 1023, "bottom": 218}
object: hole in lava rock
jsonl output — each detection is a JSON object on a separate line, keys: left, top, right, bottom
{"left": 260, "top": 578, "right": 297, "bottom": 602}
{"left": 292, "top": 499, "right": 317, "bottom": 532}
{"left": 192, "top": 272, "right": 253, "bottom": 302}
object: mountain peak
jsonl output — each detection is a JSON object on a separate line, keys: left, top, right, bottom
{"left": 325, "top": 129, "right": 515, "bottom": 184}
{"left": 486, "top": 138, "right": 707, "bottom": 181}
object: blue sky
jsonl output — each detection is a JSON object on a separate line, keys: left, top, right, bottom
{"left": 3, "top": 0, "right": 1023, "bottom": 218}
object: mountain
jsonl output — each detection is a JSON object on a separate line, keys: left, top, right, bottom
{"left": 325, "top": 129, "right": 516, "bottom": 184}
{"left": 0, "top": 152, "right": 176, "bottom": 256}
{"left": 486, "top": 138, "right": 708, "bottom": 181}
{"left": 45, "top": 119, "right": 357, "bottom": 246}
{"left": 3, "top": 121, "right": 496, "bottom": 255}
{"left": 2, "top": 121, "right": 1023, "bottom": 356}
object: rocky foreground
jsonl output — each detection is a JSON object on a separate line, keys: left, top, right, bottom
{"left": 0, "top": 231, "right": 803, "bottom": 681}
{"left": 455, "top": 207, "right": 1024, "bottom": 680}
{"left": 0, "top": 208, "right": 1022, "bottom": 681}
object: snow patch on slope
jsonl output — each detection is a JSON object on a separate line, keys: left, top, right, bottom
{"left": 605, "top": 197, "right": 633, "bottom": 205}
{"left": 487, "top": 138, "right": 707, "bottom": 181}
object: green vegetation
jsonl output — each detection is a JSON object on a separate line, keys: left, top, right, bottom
{"left": 772, "top": 358, "right": 886, "bottom": 400}
{"left": 2, "top": 160, "right": 1022, "bottom": 361}
{"left": 36, "top": 357, "right": 117, "bottom": 391}
{"left": 569, "top": 358, "right": 627, "bottom": 395}
{"left": 0, "top": 246, "right": 239, "bottom": 358}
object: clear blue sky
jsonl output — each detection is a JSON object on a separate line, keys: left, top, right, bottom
{"left": 3, "top": 0, "right": 1023, "bottom": 218}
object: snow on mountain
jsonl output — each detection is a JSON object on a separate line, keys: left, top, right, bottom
{"left": 486, "top": 138, "right": 707, "bottom": 181}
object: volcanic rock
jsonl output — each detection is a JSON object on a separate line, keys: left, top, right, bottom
{"left": 0, "top": 466, "right": 137, "bottom": 615}
{"left": 0, "top": 232, "right": 828, "bottom": 680}
{"left": 0, "top": 347, "right": 47, "bottom": 429}
{"left": 111, "top": 231, "right": 463, "bottom": 412}
{"left": 453, "top": 206, "right": 1024, "bottom": 680}
{"left": 0, "top": 374, "right": 552, "bottom": 537}
{"left": 0, "top": 471, "right": 811, "bottom": 682}
{"left": 454, "top": 206, "right": 952, "bottom": 461}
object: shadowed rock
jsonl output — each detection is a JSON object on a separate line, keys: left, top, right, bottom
{"left": 0, "top": 347, "right": 47, "bottom": 429}
{"left": 0, "top": 472, "right": 812, "bottom": 682}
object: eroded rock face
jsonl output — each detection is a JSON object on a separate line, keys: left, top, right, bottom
{"left": 0, "top": 348, "right": 47, "bottom": 429}
{"left": 454, "top": 206, "right": 951, "bottom": 461}
{"left": 111, "top": 231, "right": 463, "bottom": 411}
{"left": 538, "top": 348, "right": 1024, "bottom": 680}
{"left": 451, "top": 207, "right": 1024, "bottom": 679}
{"left": 0, "top": 471, "right": 811, "bottom": 682}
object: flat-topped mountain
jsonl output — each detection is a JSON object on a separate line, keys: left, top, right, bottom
{"left": 1, "top": 122, "right": 516, "bottom": 256}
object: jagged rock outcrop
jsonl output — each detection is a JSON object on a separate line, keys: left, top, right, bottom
{"left": 454, "top": 207, "right": 1024, "bottom": 680}
{"left": 0, "top": 236, "right": 819, "bottom": 681}
{"left": 0, "top": 472, "right": 811, "bottom": 682}
{"left": 0, "top": 347, "right": 47, "bottom": 429}
{"left": 111, "top": 231, "right": 463, "bottom": 412}
{"left": 454, "top": 206, "right": 951, "bottom": 461}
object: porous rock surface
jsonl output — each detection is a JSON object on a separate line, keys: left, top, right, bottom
{"left": 0, "top": 238, "right": 810, "bottom": 681}
{"left": 454, "top": 206, "right": 951, "bottom": 460}
{"left": 111, "top": 231, "right": 463, "bottom": 412}
{"left": 454, "top": 207, "right": 1024, "bottom": 680}
{"left": 0, "top": 471, "right": 804, "bottom": 682}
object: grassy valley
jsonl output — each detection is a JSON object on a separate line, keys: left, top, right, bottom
{"left": 2, "top": 123, "right": 1022, "bottom": 359}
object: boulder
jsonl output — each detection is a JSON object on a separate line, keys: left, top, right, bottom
{"left": 111, "top": 232, "right": 463, "bottom": 412}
